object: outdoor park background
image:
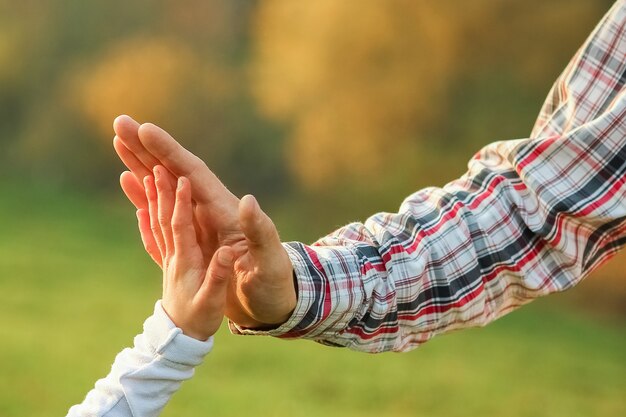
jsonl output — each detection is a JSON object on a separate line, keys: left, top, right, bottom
{"left": 0, "top": 1, "right": 624, "bottom": 416}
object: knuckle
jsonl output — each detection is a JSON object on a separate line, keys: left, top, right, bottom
{"left": 211, "top": 273, "right": 229, "bottom": 286}
{"left": 157, "top": 213, "right": 169, "bottom": 226}
{"left": 188, "top": 157, "right": 208, "bottom": 178}
{"left": 193, "top": 156, "right": 208, "bottom": 170}
{"left": 171, "top": 217, "right": 189, "bottom": 231}
{"left": 210, "top": 265, "right": 230, "bottom": 284}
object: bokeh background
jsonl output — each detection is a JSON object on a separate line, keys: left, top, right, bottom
{"left": 0, "top": 1, "right": 624, "bottom": 416}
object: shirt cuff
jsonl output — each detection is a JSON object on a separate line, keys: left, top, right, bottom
{"left": 228, "top": 241, "right": 365, "bottom": 342}
{"left": 144, "top": 301, "right": 214, "bottom": 366}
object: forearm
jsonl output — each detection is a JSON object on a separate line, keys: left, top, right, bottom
{"left": 67, "top": 301, "right": 213, "bottom": 417}
{"left": 232, "top": 1, "right": 626, "bottom": 352}
{"left": 241, "top": 134, "right": 625, "bottom": 352}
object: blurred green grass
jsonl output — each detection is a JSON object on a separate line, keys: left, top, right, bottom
{"left": 0, "top": 183, "right": 624, "bottom": 417}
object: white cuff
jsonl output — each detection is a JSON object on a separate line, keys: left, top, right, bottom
{"left": 144, "top": 301, "right": 214, "bottom": 366}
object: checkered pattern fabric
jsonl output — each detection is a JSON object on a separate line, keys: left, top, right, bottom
{"left": 233, "top": 1, "right": 626, "bottom": 353}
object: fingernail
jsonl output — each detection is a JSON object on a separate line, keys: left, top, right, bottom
{"left": 177, "top": 177, "right": 184, "bottom": 190}
{"left": 244, "top": 194, "right": 259, "bottom": 211}
{"left": 218, "top": 248, "right": 233, "bottom": 265}
{"left": 153, "top": 166, "right": 160, "bottom": 180}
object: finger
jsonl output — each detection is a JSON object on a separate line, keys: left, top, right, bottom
{"left": 239, "top": 194, "right": 281, "bottom": 252}
{"left": 120, "top": 171, "right": 148, "bottom": 210}
{"left": 154, "top": 165, "right": 176, "bottom": 256}
{"left": 144, "top": 175, "right": 166, "bottom": 260}
{"left": 137, "top": 123, "right": 238, "bottom": 207}
{"left": 114, "top": 115, "right": 163, "bottom": 175}
{"left": 136, "top": 209, "right": 163, "bottom": 268}
{"left": 113, "top": 136, "right": 152, "bottom": 185}
{"left": 193, "top": 204, "right": 216, "bottom": 261}
{"left": 197, "top": 246, "right": 234, "bottom": 310}
{"left": 172, "top": 177, "right": 199, "bottom": 255}
{"left": 113, "top": 115, "right": 141, "bottom": 141}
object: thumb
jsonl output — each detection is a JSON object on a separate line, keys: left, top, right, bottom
{"left": 197, "top": 246, "right": 234, "bottom": 309}
{"left": 239, "top": 194, "right": 281, "bottom": 250}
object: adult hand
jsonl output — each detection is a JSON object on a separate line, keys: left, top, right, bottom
{"left": 113, "top": 116, "right": 296, "bottom": 329}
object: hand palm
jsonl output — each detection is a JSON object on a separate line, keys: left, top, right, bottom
{"left": 196, "top": 199, "right": 295, "bottom": 328}
{"left": 114, "top": 116, "right": 296, "bottom": 329}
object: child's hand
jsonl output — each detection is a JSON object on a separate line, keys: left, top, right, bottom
{"left": 136, "top": 165, "right": 234, "bottom": 340}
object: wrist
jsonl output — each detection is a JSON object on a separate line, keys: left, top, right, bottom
{"left": 148, "top": 301, "right": 214, "bottom": 365}
{"left": 271, "top": 269, "right": 298, "bottom": 325}
{"left": 238, "top": 268, "right": 297, "bottom": 331}
{"left": 181, "top": 328, "right": 213, "bottom": 342}
{"left": 160, "top": 302, "right": 214, "bottom": 342}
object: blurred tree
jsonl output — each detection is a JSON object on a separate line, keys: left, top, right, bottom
{"left": 252, "top": 0, "right": 609, "bottom": 192}
{"left": 442, "top": 0, "right": 608, "bottom": 151}
{"left": 252, "top": 0, "right": 457, "bottom": 189}
{"left": 0, "top": 0, "right": 622, "bottom": 315}
{"left": 69, "top": 37, "right": 214, "bottom": 138}
{"left": 2, "top": 0, "right": 287, "bottom": 197}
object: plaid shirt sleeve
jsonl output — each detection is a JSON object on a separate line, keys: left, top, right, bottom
{"left": 231, "top": 0, "right": 626, "bottom": 353}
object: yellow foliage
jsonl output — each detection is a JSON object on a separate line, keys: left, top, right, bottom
{"left": 70, "top": 37, "right": 197, "bottom": 137}
{"left": 253, "top": 0, "right": 457, "bottom": 189}
{"left": 453, "top": 0, "right": 604, "bottom": 86}
{"left": 0, "top": 25, "right": 21, "bottom": 83}
{"left": 0, "top": 5, "right": 48, "bottom": 86}
{"left": 69, "top": 36, "right": 234, "bottom": 139}
{"left": 252, "top": 0, "right": 606, "bottom": 190}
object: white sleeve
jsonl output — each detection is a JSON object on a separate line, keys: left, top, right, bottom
{"left": 67, "top": 301, "right": 213, "bottom": 417}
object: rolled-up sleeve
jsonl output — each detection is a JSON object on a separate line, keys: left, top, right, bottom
{"left": 231, "top": 1, "right": 626, "bottom": 353}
